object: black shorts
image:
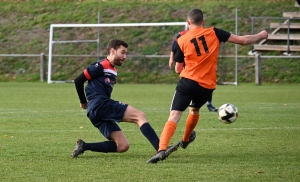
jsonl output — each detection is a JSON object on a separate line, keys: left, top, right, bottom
{"left": 171, "top": 77, "right": 214, "bottom": 111}
{"left": 87, "top": 96, "right": 128, "bottom": 140}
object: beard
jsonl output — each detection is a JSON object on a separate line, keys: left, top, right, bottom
{"left": 113, "top": 54, "right": 124, "bottom": 66}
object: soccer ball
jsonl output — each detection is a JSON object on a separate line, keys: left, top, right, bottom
{"left": 218, "top": 103, "right": 238, "bottom": 124}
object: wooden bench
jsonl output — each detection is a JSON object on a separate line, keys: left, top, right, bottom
{"left": 253, "top": 44, "right": 300, "bottom": 51}
{"left": 267, "top": 34, "right": 300, "bottom": 40}
{"left": 283, "top": 12, "right": 300, "bottom": 18}
{"left": 270, "top": 23, "right": 300, "bottom": 29}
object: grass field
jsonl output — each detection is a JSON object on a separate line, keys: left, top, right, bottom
{"left": 0, "top": 82, "right": 299, "bottom": 181}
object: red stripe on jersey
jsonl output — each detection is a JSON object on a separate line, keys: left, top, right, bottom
{"left": 83, "top": 69, "right": 91, "bottom": 80}
{"left": 180, "top": 30, "right": 189, "bottom": 36}
{"left": 176, "top": 30, "right": 189, "bottom": 40}
{"left": 100, "top": 59, "right": 117, "bottom": 73}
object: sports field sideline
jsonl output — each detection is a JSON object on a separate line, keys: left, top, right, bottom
{"left": 0, "top": 82, "right": 299, "bottom": 181}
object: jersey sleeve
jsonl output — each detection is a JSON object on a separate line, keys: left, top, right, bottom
{"left": 171, "top": 32, "right": 182, "bottom": 52}
{"left": 173, "top": 41, "right": 184, "bottom": 63}
{"left": 172, "top": 30, "right": 189, "bottom": 52}
{"left": 214, "top": 27, "right": 231, "bottom": 42}
{"left": 171, "top": 40, "right": 177, "bottom": 52}
{"left": 84, "top": 61, "right": 104, "bottom": 80}
{"left": 74, "top": 72, "right": 88, "bottom": 104}
{"left": 175, "top": 32, "right": 181, "bottom": 39}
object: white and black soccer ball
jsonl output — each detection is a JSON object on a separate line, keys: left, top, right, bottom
{"left": 218, "top": 103, "right": 238, "bottom": 124}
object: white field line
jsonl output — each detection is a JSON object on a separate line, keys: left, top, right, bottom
{"left": 1, "top": 127, "right": 299, "bottom": 133}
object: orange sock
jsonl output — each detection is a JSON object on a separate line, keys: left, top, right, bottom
{"left": 182, "top": 114, "right": 200, "bottom": 142}
{"left": 158, "top": 121, "right": 177, "bottom": 151}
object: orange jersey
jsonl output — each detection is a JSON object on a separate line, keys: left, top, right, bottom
{"left": 175, "top": 27, "right": 230, "bottom": 89}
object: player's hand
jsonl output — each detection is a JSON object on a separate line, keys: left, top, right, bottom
{"left": 169, "top": 59, "right": 174, "bottom": 69}
{"left": 80, "top": 103, "right": 87, "bottom": 109}
{"left": 258, "top": 30, "right": 268, "bottom": 40}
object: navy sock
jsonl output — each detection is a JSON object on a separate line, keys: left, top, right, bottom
{"left": 84, "top": 141, "right": 117, "bottom": 153}
{"left": 207, "top": 94, "right": 212, "bottom": 105}
{"left": 140, "top": 122, "right": 160, "bottom": 151}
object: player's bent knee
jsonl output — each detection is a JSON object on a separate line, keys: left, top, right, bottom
{"left": 117, "top": 143, "right": 130, "bottom": 153}
{"left": 137, "top": 110, "right": 146, "bottom": 119}
{"left": 132, "top": 111, "right": 147, "bottom": 126}
{"left": 139, "top": 111, "right": 148, "bottom": 122}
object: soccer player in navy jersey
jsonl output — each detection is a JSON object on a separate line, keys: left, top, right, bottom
{"left": 169, "top": 30, "right": 218, "bottom": 112}
{"left": 71, "top": 39, "right": 177, "bottom": 158}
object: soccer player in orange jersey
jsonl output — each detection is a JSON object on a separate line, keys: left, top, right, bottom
{"left": 147, "top": 8, "right": 268, "bottom": 163}
{"left": 169, "top": 30, "right": 218, "bottom": 112}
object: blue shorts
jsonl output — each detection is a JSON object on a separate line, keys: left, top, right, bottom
{"left": 87, "top": 96, "right": 128, "bottom": 140}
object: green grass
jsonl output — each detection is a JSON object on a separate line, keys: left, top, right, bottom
{"left": 0, "top": 82, "right": 299, "bottom": 181}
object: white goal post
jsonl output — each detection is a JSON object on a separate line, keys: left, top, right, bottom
{"left": 47, "top": 22, "right": 188, "bottom": 84}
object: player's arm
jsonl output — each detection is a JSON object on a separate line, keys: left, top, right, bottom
{"left": 74, "top": 72, "right": 88, "bottom": 109}
{"left": 170, "top": 31, "right": 185, "bottom": 69}
{"left": 214, "top": 27, "right": 268, "bottom": 45}
{"left": 169, "top": 39, "right": 178, "bottom": 68}
{"left": 173, "top": 41, "right": 185, "bottom": 74}
{"left": 175, "top": 62, "right": 184, "bottom": 74}
{"left": 227, "top": 30, "right": 268, "bottom": 45}
{"left": 169, "top": 51, "right": 174, "bottom": 69}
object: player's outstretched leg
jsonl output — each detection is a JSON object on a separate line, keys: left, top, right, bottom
{"left": 71, "top": 139, "right": 85, "bottom": 158}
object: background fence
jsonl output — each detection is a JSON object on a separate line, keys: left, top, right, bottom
{"left": 2, "top": 53, "right": 299, "bottom": 84}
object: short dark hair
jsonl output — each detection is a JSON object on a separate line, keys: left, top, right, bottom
{"left": 106, "top": 39, "right": 128, "bottom": 54}
{"left": 187, "top": 8, "right": 203, "bottom": 25}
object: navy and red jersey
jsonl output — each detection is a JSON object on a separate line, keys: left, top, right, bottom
{"left": 171, "top": 30, "right": 189, "bottom": 51}
{"left": 83, "top": 58, "right": 117, "bottom": 100}
{"left": 176, "top": 30, "right": 189, "bottom": 40}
